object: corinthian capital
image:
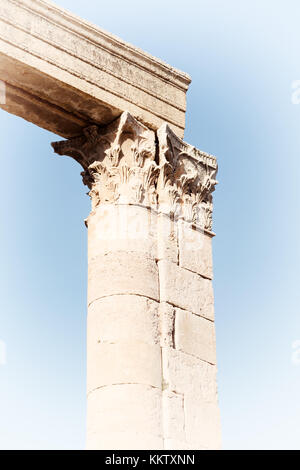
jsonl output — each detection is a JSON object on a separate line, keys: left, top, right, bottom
{"left": 157, "top": 123, "right": 218, "bottom": 232}
{"left": 51, "top": 111, "right": 159, "bottom": 210}
{"left": 52, "top": 111, "right": 218, "bottom": 232}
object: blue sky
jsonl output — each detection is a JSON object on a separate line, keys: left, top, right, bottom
{"left": 1, "top": 0, "right": 300, "bottom": 449}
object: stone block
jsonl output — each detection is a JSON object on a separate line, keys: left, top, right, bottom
{"left": 178, "top": 222, "right": 213, "bottom": 279}
{"left": 159, "top": 302, "right": 175, "bottom": 348}
{"left": 157, "top": 213, "right": 178, "bottom": 263}
{"left": 184, "top": 398, "right": 221, "bottom": 450}
{"left": 174, "top": 307, "right": 216, "bottom": 364}
{"left": 162, "top": 390, "right": 185, "bottom": 441}
{"left": 162, "top": 347, "right": 218, "bottom": 403}
{"left": 88, "top": 204, "right": 157, "bottom": 262}
{"left": 87, "top": 384, "right": 162, "bottom": 438}
{"left": 88, "top": 295, "right": 160, "bottom": 346}
{"left": 88, "top": 252, "right": 159, "bottom": 305}
{"left": 164, "top": 439, "right": 206, "bottom": 450}
{"left": 87, "top": 341, "right": 162, "bottom": 393}
{"left": 158, "top": 260, "right": 214, "bottom": 320}
{"left": 87, "top": 431, "right": 163, "bottom": 450}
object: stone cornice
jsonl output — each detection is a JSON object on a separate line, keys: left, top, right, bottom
{"left": 0, "top": 0, "right": 191, "bottom": 138}
{"left": 17, "top": 0, "right": 191, "bottom": 92}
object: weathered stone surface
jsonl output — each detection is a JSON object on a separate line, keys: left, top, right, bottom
{"left": 52, "top": 111, "right": 218, "bottom": 232}
{"left": 88, "top": 252, "right": 159, "bottom": 304}
{"left": 159, "top": 302, "right": 175, "bottom": 348}
{"left": 157, "top": 124, "right": 218, "bottom": 233}
{"left": 0, "top": 0, "right": 220, "bottom": 450}
{"left": 87, "top": 431, "right": 163, "bottom": 450}
{"left": 162, "top": 390, "right": 185, "bottom": 442}
{"left": 157, "top": 213, "right": 179, "bottom": 263}
{"left": 87, "top": 342, "right": 162, "bottom": 393}
{"left": 164, "top": 439, "right": 205, "bottom": 450}
{"left": 88, "top": 295, "right": 160, "bottom": 346}
{"left": 174, "top": 307, "right": 216, "bottom": 364}
{"left": 158, "top": 260, "right": 214, "bottom": 320}
{"left": 88, "top": 205, "right": 180, "bottom": 264}
{"left": 184, "top": 398, "right": 221, "bottom": 449}
{"left": 87, "top": 384, "right": 162, "bottom": 438}
{"left": 162, "top": 346, "right": 221, "bottom": 449}
{"left": 178, "top": 222, "right": 213, "bottom": 279}
{"left": 53, "top": 111, "right": 159, "bottom": 209}
{"left": 51, "top": 110, "right": 220, "bottom": 449}
{"left": 88, "top": 204, "right": 157, "bottom": 262}
{"left": 162, "top": 347, "right": 218, "bottom": 403}
{"left": 0, "top": 0, "right": 190, "bottom": 138}
{"left": 71, "top": 112, "right": 219, "bottom": 447}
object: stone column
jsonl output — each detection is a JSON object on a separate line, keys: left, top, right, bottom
{"left": 52, "top": 111, "right": 221, "bottom": 450}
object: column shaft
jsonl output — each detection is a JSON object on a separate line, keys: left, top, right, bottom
{"left": 87, "top": 204, "right": 163, "bottom": 449}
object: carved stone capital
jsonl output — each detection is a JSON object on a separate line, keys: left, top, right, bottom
{"left": 52, "top": 111, "right": 218, "bottom": 232}
{"left": 52, "top": 111, "right": 159, "bottom": 210}
{"left": 157, "top": 124, "right": 218, "bottom": 232}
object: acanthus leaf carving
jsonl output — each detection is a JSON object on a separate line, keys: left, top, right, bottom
{"left": 157, "top": 123, "right": 218, "bottom": 232}
{"left": 52, "top": 111, "right": 159, "bottom": 209}
{"left": 51, "top": 111, "right": 218, "bottom": 233}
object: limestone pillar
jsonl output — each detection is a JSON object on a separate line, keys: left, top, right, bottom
{"left": 52, "top": 111, "right": 221, "bottom": 450}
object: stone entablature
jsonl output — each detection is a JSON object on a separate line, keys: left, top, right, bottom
{"left": 0, "top": 0, "right": 191, "bottom": 138}
{"left": 0, "top": 0, "right": 221, "bottom": 450}
{"left": 52, "top": 111, "right": 217, "bottom": 233}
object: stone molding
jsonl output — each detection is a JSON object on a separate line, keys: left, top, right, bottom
{"left": 52, "top": 112, "right": 217, "bottom": 232}
{"left": 0, "top": 0, "right": 190, "bottom": 138}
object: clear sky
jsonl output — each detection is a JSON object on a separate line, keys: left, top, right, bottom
{"left": 1, "top": 0, "right": 300, "bottom": 450}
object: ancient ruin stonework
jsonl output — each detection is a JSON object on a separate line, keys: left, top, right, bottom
{"left": 0, "top": 0, "right": 221, "bottom": 451}
{"left": 52, "top": 112, "right": 221, "bottom": 450}
{"left": 0, "top": 0, "right": 190, "bottom": 138}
